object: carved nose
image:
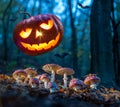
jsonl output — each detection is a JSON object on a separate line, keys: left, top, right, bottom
{"left": 36, "top": 30, "right": 42, "bottom": 38}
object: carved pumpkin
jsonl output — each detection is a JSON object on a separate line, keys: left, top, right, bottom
{"left": 13, "top": 14, "right": 63, "bottom": 56}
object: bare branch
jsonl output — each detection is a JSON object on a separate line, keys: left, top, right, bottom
{"left": 18, "top": 11, "right": 31, "bottom": 17}
{"left": 78, "top": 3, "right": 91, "bottom": 9}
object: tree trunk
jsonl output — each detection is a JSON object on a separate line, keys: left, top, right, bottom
{"left": 111, "top": 0, "right": 120, "bottom": 86}
{"left": 2, "top": 0, "right": 13, "bottom": 61}
{"left": 117, "top": 25, "right": 120, "bottom": 86}
{"left": 68, "top": 0, "right": 78, "bottom": 75}
{"left": 90, "top": 0, "right": 115, "bottom": 85}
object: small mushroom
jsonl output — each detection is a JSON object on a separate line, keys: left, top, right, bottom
{"left": 48, "top": 82, "right": 60, "bottom": 93}
{"left": 35, "top": 75, "right": 42, "bottom": 83}
{"left": 57, "top": 68, "right": 75, "bottom": 88}
{"left": 24, "top": 67, "right": 37, "bottom": 78}
{"left": 13, "top": 69, "right": 27, "bottom": 85}
{"left": 69, "top": 78, "right": 85, "bottom": 91}
{"left": 84, "top": 74, "right": 100, "bottom": 89}
{"left": 35, "top": 75, "right": 42, "bottom": 88}
{"left": 42, "top": 64, "right": 62, "bottom": 82}
{"left": 29, "top": 78, "right": 39, "bottom": 88}
{"left": 24, "top": 67, "right": 37, "bottom": 85}
{"left": 40, "top": 73, "right": 50, "bottom": 89}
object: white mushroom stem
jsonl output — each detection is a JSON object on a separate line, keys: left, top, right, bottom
{"left": 24, "top": 80, "right": 27, "bottom": 84}
{"left": 39, "top": 83, "right": 42, "bottom": 89}
{"left": 44, "top": 81, "right": 48, "bottom": 89}
{"left": 31, "top": 83, "right": 37, "bottom": 88}
{"left": 28, "top": 75, "right": 31, "bottom": 78}
{"left": 90, "top": 84, "right": 97, "bottom": 89}
{"left": 16, "top": 77, "right": 21, "bottom": 84}
{"left": 39, "top": 80, "right": 42, "bottom": 84}
{"left": 73, "top": 86, "right": 80, "bottom": 91}
{"left": 51, "top": 70, "right": 55, "bottom": 82}
{"left": 23, "top": 78, "right": 29, "bottom": 86}
{"left": 71, "top": 75, "right": 74, "bottom": 79}
{"left": 50, "top": 88, "right": 56, "bottom": 93}
{"left": 63, "top": 73, "right": 68, "bottom": 88}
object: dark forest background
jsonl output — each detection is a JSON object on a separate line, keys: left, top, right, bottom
{"left": 0, "top": 0, "right": 120, "bottom": 87}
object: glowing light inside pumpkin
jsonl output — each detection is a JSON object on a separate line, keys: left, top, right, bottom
{"left": 36, "top": 30, "right": 42, "bottom": 38}
{"left": 20, "top": 28, "right": 32, "bottom": 39}
{"left": 40, "top": 20, "right": 54, "bottom": 30}
{"left": 21, "top": 32, "right": 60, "bottom": 51}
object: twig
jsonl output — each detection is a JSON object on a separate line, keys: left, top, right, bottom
{"left": 18, "top": 11, "right": 31, "bottom": 17}
{"left": 78, "top": 3, "right": 91, "bottom": 9}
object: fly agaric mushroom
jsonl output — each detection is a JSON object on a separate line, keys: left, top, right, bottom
{"left": 35, "top": 75, "right": 42, "bottom": 83}
{"left": 24, "top": 67, "right": 37, "bottom": 78}
{"left": 69, "top": 78, "right": 85, "bottom": 91}
{"left": 13, "top": 69, "right": 27, "bottom": 84}
{"left": 29, "top": 78, "right": 39, "bottom": 88}
{"left": 56, "top": 68, "right": 75, "bottom": 88}
{"left": 35, "top": 75, "right": 42, "bottom": 88}
{"left": 40, "top": 73, "right": 50, "bottom": 89}
{"left": 84, "top": 74, "right": 100, "bottom": 89}
{"left": 42, "top": 64, "right": 62, "bottom": 82}
{"left": 48, "top": 82, "right": 60, "bottom": 93}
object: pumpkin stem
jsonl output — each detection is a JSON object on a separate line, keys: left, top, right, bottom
{"left": 19, "top": 11, "right": 31, "bottom": 17}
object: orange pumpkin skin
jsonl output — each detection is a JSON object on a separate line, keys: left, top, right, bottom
{"left": 13, "top": 14, "right": 63, "bottom": 56}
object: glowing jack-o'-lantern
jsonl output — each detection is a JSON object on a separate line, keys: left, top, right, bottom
{"left": 13, "top": 14, "right": 64, "bottom": 56}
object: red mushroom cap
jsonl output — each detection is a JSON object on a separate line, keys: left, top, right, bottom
{"left": 84, "top": 74, "right": 100, "bottom": 85}
{"left": 40, "top": 73, "right": 50, "bottom": 82}
{"left": 29, "top": 78, "right": 39, "bottom": 85}
{"left": 35, "top": 75, "right": 42, "bottom": 80}
{"left": 69, "top": 78, "right": 85, "bottom": 89}
{"left": 24, "top": 67, "right": 37, "bottom": 77}
{"left": 13, "top": 69, "right": 27, "bottom": 80}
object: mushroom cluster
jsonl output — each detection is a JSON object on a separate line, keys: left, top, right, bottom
{"left": 11, "top": 64, "right": 101, "bottom": 93}
{"left": 1, "top": 64, "right": 120, "bottom": 105}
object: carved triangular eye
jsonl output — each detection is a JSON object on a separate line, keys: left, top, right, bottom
{"left": 20, "top": 28, "right": 32, "bottom": 39}
{"left": 40, "top": 20, "right": 53, "bottom": 30}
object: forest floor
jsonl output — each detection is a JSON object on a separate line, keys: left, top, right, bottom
{"left": 0, "top": 74, "right": 120, "bottom": 107}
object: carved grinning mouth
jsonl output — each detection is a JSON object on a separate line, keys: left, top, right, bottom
{"left": 21, "top": 33, "right": 60, "bottom": 51}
